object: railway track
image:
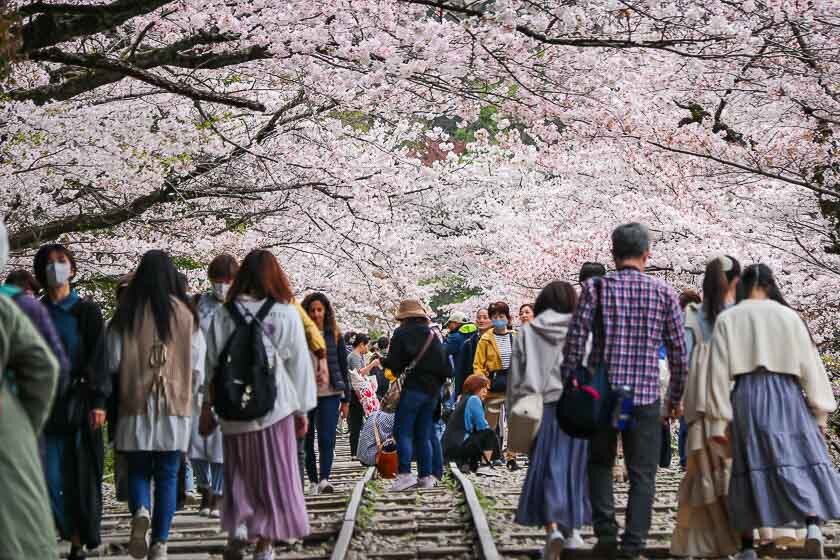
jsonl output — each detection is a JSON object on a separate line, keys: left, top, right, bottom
{"left": 61, "top": 440, "right": 370, "bottom": 559}
{"left": 473, "top": 455, "right": 840, "bottom": 559}
{"left": 340, "top": 463, "right": 494, "bottom": 560}
{"left": 56, "top": 436, "right": 840, "bottom": 559}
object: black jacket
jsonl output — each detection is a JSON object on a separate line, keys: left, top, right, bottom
{"left": 383, "top": 323, "right": 447, "bottom": 397}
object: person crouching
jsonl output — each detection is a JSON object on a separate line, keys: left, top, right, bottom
{"left": 442, "top": 374, "right": 500, "bottom": 473}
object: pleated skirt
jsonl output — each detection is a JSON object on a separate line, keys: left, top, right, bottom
{"left": 221, "top": 415, "right": 310, "bottom": 541}
{"left": 728, "top": 373, "right": 840, "bottom": 531}
{"left": 515, "top": 402, "right": 591, "bottom": 530}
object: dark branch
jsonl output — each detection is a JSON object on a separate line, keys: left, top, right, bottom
{"left": 27, "top": 47, "right": 266, "bottom": 110}
{"left": 19, "top": 0, "right": 176, "bottom": 53}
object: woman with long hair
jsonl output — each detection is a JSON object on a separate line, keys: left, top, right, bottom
{"left": 33, "top": 243, "right": 108, "bottom": 560}
{"left": 705, "top": 264, "right": 840, "bottom": 560}
{"left": 301, "top": 292, "right": 351, "bottom": 495}
{"left": 189, "top": 254, "right": 238, "bottom": 518}
{"left": 205, "top": 249, "right": 316, "bottom": 560}
{"left": 671, "top": 255, "right": 742, "bottom": 558}
{"left": 107, "top": 250, "right": 204, "bottom": 560}
{"left": 509, "top": 281, "right": 590, "bottom": 559}
{"left": 347, "top": 333, "right": 381, "bottom": 451}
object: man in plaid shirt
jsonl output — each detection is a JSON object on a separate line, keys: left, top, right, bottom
{"left": 561, "top": 223, "right": 688, "bottom": 559}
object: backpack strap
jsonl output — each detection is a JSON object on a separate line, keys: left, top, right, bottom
{"left": 225, "top": 300, "right": 246, "bottom": 327}
{"left": 255, "top": 297, "right": 276, "bottom": 321}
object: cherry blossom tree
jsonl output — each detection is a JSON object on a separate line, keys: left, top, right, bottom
{"left": 0, "top": 0, "right": 838, "bottom": 338}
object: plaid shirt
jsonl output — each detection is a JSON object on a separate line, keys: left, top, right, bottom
{"left": 561, "top": 268, "right": 688, "bottom": 407}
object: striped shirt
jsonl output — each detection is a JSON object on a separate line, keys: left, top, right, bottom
{"left": 495, "top": 332, "right": 513, "bottom": 370}
{"left": 560, "top": 268, "right": 688, "bottom": 407}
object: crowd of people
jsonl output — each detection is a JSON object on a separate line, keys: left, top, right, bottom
{"left": 0, "top": 218, "right": 839, "bottom": 560}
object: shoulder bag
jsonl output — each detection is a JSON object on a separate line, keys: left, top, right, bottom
{"left": 381, "top": 332, "right": 435, "bottom": 413}
{"left": 557, "top": 278, "right": 614, "bottom": 438}
{"left": 373, "top": 414, "right": 398, "bottom": 479}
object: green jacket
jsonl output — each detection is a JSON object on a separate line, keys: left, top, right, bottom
{"left": 0, "top": 295, "right": 59, "bottom": 560}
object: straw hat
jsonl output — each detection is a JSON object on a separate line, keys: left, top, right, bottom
{"left": 395, "top": 299, "right": 428, "bottom": 320}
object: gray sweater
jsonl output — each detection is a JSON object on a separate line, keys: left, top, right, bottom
{"left": 507, "top": 310, "right": 574, "bottom": 409}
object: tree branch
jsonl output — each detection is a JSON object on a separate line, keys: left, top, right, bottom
{"left": 19, "top": 0, "right": 176, "bottom": 53}
{"left": 27, "top": 47, "right": 266, "bottom": 110}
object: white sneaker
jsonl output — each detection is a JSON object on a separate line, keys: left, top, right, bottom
{"left": 806, "top": 523, "right": 825, "bottom": 558}
{"left": 565, "top": 529, "right": 585, "bottom": 549}
{"left": 389, "top": 473, "right": 418, "bottom": 491}
{"left": 308, "top": 482, "right": 320, "bottom": 496}
{"left": 543, "top": 530, "right": 565, "bottom": 560}
{"left": 734, "top": 549, "right": 758, "bottom": 560}
{"left": 129, "top": 506, "right": 151, "bottom": 559}
{"left": 417, "top": 475, "right": 436, "bottom": 489}
{"left": 317, "top": 479, "right": 334, "bottom": 494}
{"left": 210, "top": 508, "right": 221, "bottom": 518}
{"left": 199, "top": 506, "right": 211, "bottom": 517}
{"left": 148, "top": 542, "right": 167, "bottom": 560}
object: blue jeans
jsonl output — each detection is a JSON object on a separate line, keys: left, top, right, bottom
{"left": 192, "top": 459, "right": 224, "bottom": 496}
{"left": 43, "top": 433, "right": 69, "bottom": 538}
{"left": 126, "top": 451, "right": 181, "bottom": 543}
{"left": 184, "top": 460, "right": 195, "bottom": 493}
{"left": 394, "top": 389, "right": 435, "bottom": 477}
{"left": 305, "top": 395, "right": 341, "bottom": 483}
{"left": 678, "top": 417, "right": 688, "bottom": 468}
{"left": 431, "top": 420, "right": 444, "bottom": 478}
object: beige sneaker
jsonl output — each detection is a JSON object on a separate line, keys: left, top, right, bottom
{"left": 128, "top": 506, "right": 150, "bottom": 559}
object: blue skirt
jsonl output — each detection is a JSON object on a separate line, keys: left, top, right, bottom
{"left": 515, "top": 402, "right": 591, "bottom": 530}
{"left": 728, "top": 373, "right": 840, "bottom": 531}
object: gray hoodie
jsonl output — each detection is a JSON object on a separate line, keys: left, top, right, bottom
{"left": 507, "top": 309, "right": 574, "bottom": 409}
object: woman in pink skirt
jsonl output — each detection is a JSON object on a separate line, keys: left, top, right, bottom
{"left": 203, "top": 250, "right": 317, "bottom": 560}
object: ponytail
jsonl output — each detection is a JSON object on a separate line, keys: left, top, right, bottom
{"left": 702, "top": 255, "right": 741, "bottom": 324}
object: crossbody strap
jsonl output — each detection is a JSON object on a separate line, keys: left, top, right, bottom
{"left": 373, "top": 414, "right": 382, "bottom": 450}
{"left": 406, "top": 332, "right": 435, "bottom": 373}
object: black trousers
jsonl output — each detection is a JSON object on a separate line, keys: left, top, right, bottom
{"left": 588, "top": 401, "right": 661, "bottom": 553}
{"left": 452, "top": 429, "right": 500, "bottom": 468}
{"left": 349, "top": 397, "right": 364, "bottom": 456}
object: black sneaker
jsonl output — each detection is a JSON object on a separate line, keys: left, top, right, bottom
{"left": 506, "top": 459, "right": 520, "bottom": 471}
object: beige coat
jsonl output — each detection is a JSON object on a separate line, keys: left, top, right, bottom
{"left": 706, "top": 299, "right": 834, "bottom": 436}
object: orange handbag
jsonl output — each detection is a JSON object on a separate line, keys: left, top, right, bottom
{"left": 374, "top": 416, "right": 398, "bottom": 479}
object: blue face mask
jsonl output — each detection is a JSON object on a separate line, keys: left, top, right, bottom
{"left": 491, "top": 319, "right": 507, "bottom": 330}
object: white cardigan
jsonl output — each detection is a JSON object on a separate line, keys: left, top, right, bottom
{"left": 706, "top": 299, "right": 835, "bottom": 436}
{"left": 205, "top": 297, "right": 317, "bottom": 435}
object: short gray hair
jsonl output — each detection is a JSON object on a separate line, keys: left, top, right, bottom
{"left": 612, "top": 223, "right": 650, "bottom": 260}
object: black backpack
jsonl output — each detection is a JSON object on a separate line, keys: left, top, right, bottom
{"left": 212, "top": 298, "right": 277, "bottom": 421}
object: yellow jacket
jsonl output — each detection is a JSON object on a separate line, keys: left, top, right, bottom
{"left": 473, "top": 328, "right": 516, "bottom": 378}
{"left": 294, "top": 301, "right": 326, "bottom": 358}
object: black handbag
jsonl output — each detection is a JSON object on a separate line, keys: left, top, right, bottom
{"left": 488, "top": 369, "right": 509, "bottom": 393}
{"left": 556, "top": 278, "right": 613, "bottom": 439}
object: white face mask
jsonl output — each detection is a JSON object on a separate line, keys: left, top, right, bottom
{"left": 212, "top": 282, "right": 230, "bottom": 301}
{"left": 46, "top": 261, "right": 72, "bottom": 288}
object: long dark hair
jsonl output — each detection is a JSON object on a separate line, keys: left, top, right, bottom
{"left": 227, "top": 249, "right": 293, "bottom": 304}
{"left": 702, "top": 255, "right": 741, "bottom": 324}
{"left": 302, "top": 292, "right": 341, "bottom": 343}
{"left": 111, "top": 250, "right": 197, "bottom": 343}
{"left": 740, "top": 263, "right": 814, "bottom": 342}
{"left": 739, "top": 263, "right": 789, "bottom": 307}
{"left": 533, "top": 281, "right": 578, "bottom": 316}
